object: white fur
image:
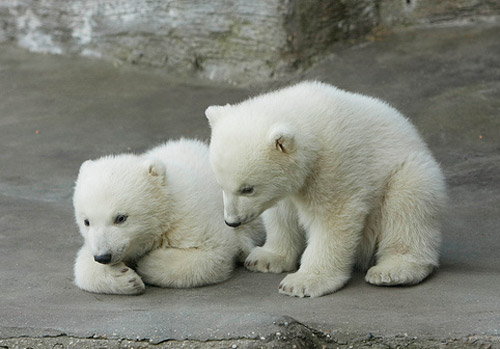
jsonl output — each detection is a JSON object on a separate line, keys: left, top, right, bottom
{"left": 73, "top": 139, "right": 264, "bottom": 295}
{"left": 206, "top": 81, "right": 446, "bottom": 298}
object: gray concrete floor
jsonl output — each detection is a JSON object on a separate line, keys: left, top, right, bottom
{"left": 0, "top": 23, "right": 499, "bottom": 347}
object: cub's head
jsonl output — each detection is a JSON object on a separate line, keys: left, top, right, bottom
{"left": 73, "top": 155, "right": 168, "bottom": 265}
{"left": 206, "top": 104, "right": 305, "bottom": 227}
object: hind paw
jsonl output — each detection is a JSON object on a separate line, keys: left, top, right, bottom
{"left": 365, "top": 262, "right": 434, "bottom": 286}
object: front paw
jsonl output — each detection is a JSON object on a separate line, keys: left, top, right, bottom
{"left": 76, "top": 263, "right": 145, "bottom": 295}
{"left": 111, "top": 265, "right": 146, "bottom": 295}
{"left": 244, "top": 247, "right": 297, "bottom": 273}
{"left": 278, "top": 271, "right": 347, "bottom": 298}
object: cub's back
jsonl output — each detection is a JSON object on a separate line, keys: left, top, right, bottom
{"left": 145, "top": 139, "right": 223, "bottom": 216}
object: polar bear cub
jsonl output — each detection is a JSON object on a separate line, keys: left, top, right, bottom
{"left": 73, "top": 138, "right": 263, "bottom": 295}
{"left": 206, "top": 81, "right": 446, "bottom": 298}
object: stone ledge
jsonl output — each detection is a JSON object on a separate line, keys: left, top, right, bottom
{"left": 1, "top": 1, "right": 498, "bottom": 84}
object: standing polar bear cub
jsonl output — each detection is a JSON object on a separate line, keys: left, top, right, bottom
{"left": 73, "top": 139, "right": 263, "bottom": 295}
{"left": 206, "top": 81, "right": 446, "bottom": 298}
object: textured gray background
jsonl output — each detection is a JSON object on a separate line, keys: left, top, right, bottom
{"left": 0, "top": 2, "right": 499, "bottom": 348}
{"left": 1, "top": 0, "right": 499, "bottom": 84}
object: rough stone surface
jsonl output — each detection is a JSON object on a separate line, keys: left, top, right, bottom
{"left": 0, "top": 331, "right": 499, "bottom": 348}
{"left": 2, "top": 1, "right": 497, "bottom": 84}
{"left": 0, "top": 0, "right": 288, "bottom": 83}
{"left": 0, "top": 22, "right": 499, "bottom": 348}
{"left": 379, "top": 0, "right": 500, "bottom": 26}
{"left": 0, "top": 0, "right": 376, "bottom": 84}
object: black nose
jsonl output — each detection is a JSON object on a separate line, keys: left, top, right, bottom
{"left": 225, "top": 220, "right": 241, "bottom": 228}
{"left": 94, "top": 253, "right": 112, "bottom": 264}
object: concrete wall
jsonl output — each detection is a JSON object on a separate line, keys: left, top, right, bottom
{"left": 0, "top": 0, "right": 377, "bottom": 84}
{"left": 379, "top": 0, "right": 500, "bottom": 26}
{"left": 0, "top": 0, "right": 498, "bottom": 84}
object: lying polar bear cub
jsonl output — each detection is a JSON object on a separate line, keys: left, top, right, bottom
{"left": 206, "top": 81, "right": 446, "bottom": 298}
{"left": 73, "top": 138, "right": 263, "bottom": 295}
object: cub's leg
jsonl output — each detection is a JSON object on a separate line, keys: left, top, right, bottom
{"left": 74, "top": 245, "right": 145, "bottom": 295}
{"left": 279, "top": 202, "right": 367, "bottom": 298}
{"left": 365, "top": 153, "right": 446, "bottom": 286}
{"left": 245, "top": 199, "right": 305, "bottom": 273}
{"left": 136, "top": 247, "right": 234, "bottom": 288}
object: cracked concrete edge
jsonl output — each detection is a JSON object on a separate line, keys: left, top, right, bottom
{"left": 1, "top": 318, "right": 499, "bottom": 349}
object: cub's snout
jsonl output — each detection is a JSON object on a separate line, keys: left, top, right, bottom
{"left": 94, "top": 253, "right": 112, "bottom": 264}
{"left": 225, "top": 220, "right": 241, "bottom": 228}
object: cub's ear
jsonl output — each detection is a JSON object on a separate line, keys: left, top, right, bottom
{"left": 268, "top": 124, "right": 295, "bottom": 153}
{"left": 144, "top": 158, "right": 166, "bottom": 185}
{"left": 205, "top": 104, "right": 230, "bottom": 127}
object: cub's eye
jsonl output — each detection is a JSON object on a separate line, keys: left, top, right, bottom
{"left": 114, "top": 214, "right": 128, "bottom": 224}
{"left": 84, "top": 219, "right": 90, "bottom": 227}
{"left": 240, "top": 186, "right": 254, "bottom": 195}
